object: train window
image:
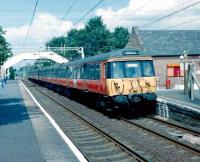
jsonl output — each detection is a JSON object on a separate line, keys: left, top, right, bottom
{"left": 125, "top": 62, "right": 142, "bottom": 78}
{"left": 142, "top": 61, "right": 154, "bottom": 77}
{"left": 61, "top": 69, "right": 64, "bottom": 78}
{"left": 53, "top": 69, "right": 55, "bottom": 78}
{"left": 106, "top": 63, "right": 112, "bottom": 79}
{"left": 72, "top": 66, "right": 76, "bottom": 79}
{"left": 57, "top": 69, "right": 60, "bottom": 78}
{"left": 69, "top": 66, "right": 73, "bottom": 78}
{"left": 88, "top": 64, "right": 94, "bottom": 80}
{"left": 80, "top": 65, "right": 85, "bottom": 79}
{"left": 65, "top": 67, "right": 69, "bottom": 78}
{"left": 80, "top": 63, "right": 101, "bottom": 80}
{"left": 95, "top": 64, "right": 100, "bottom": 80}
{"left": 76, "top": 66, "right": 81, "bottom": 79}
{"left": 82, "top": 64, "right": 87, "bottom": 79}
{"left": 108, "top": 61, "right": 154, "bottom": 79}
{"left": 112, "top": 62, "right": 124, "bottom": 78}
{"left": 59, "top": 69, "right": 63, "bottom": 78}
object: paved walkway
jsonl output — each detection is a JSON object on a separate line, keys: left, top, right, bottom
{"left": 0, "top": 80, "right": 81, "bottom": 162}
{"left": 157, "top": 89, "right": 200, "bottom": 113}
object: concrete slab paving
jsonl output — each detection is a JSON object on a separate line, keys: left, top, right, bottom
{"left": 157, "top": 89, "right": 200, "bottom": 116}
{"left": 0, "top": 80, "right": 81, "bottom": 162}
{"left": 157, "top": 90, "right": 200, "bottom": 108}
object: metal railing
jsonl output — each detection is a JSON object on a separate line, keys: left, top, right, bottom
{"left": 186, "top": 64, "right": 200, "bottom": 100}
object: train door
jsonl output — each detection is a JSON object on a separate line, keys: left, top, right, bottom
{"left": 101, "top": 62, "right": 107, "bottom": 93}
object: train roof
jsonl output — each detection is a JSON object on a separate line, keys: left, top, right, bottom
{"left": 62, "top": 48, "right": 150, "bottom": 67}
{"left": 31, "top": 48, "right": 152, "bottom": 71}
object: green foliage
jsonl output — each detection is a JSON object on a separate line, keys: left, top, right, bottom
{"left": 9, "top": 67, "right": 16, "bottom": 79}
{"left": 34, "top": 59, "right": 56, "bottom": 69}
{"left": 0, "top": 26, "right": 12, "bottom": 65}
{"left": 85, "top": 17, "right": 111, "bottom": 56}
{"left": 46, "top": 36, "right": 66, "bottom": 48}
{"left": 45, "top": 16, "right": 130, "bottom": 60}
{"left": 110, "top": 27, "right": 130, "bottom": 50}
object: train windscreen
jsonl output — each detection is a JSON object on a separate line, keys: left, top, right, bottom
{"left": 107, "top": 61, "right": 155, "bottom": 79}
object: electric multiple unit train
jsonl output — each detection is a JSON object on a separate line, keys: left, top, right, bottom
{"left": 28, "top": 48, "right": 157, "bottom": 112}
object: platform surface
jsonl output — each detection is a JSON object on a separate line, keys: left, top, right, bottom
{"left": 157, "top": 89, "right": 200, "bottom": 112}
{"left": 0, "top": 80, "right": 80, "bottom": 162}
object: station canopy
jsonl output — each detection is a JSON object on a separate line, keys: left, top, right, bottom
{"left": 2, "top": 51, "right": 69, "bottom": 70}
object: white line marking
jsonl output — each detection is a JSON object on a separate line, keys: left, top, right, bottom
{"left": 20, "top": 80, "right": 88, "bottom": 162}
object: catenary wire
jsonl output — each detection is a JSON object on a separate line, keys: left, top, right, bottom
{"left": 135, "top": 1, "right": 197, "bottom": 27}
{"left": 61, "top": 0, "right": 78, "bottom": 21}
{"left": 161, "top": 18, "right": 200, "bottom": 30}
{"left": 22, "top": 0, "right": 39, "bottom": 49}
{"left": 133, "top": 0, "right": 152, "bottom": 13}
{"left": 63, "top": 0, "right": 104, "bottom": 35}
{"left": 139, "top": 0, "right": 200, "bottom": 29}
{"left": 49, "top": 0, "right": 78, "bottom": 39}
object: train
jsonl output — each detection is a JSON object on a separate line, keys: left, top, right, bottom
{"left": 28, "top": 48, "right": 157, "bottom": 113}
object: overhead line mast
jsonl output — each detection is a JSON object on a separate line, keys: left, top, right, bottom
{"left": 139, "top": 0, "right": 200, "bottom": 29}
{"left": 22, "top": 0, "right": 39, "bottom": 49}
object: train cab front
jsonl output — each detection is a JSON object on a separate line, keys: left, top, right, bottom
{"left": 105, "top": 58, "right": 158, "bottom": 111}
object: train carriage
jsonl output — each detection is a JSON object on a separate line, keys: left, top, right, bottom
{"left": 28, "top": 48, "right": 157, "bottom": 112}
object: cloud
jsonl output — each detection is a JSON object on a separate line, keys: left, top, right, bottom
{"left": 96, "top": 0, "right": 200, "bottom": 30}
{"left": 4, "top": 0, "right": 200, "bottom": 53}
{"left": 5, "top": 12, "right": 73, "bottom": 49}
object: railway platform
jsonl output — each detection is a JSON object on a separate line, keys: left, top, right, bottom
{"left": 0, "top": 80, "right": 86, "bottom": 162}
{"left": 157, "top": 89, "right": 200, "bottom": 115}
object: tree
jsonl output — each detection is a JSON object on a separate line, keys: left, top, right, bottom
{"left": 0, "top": 26, "right": 12, "bottom": 65}
{"left": 45, "top": 16, "right": 130, "bottom": 60}
{"left": 46, "top": 36, "right": 66, "bottom": 48}
{"left": 45, "top": 36, "right": 66, "bottom": 56}
{"left": 34, "top": 59, "right": 56, "bottom": 68}
{"left": 110, "top": 27, "right": 129, "bottom": 50}
{"left": 85, "top": 16, "right": 111, "bottom": 56}
{"left": 65, "top": 29, "right": 88, "bottom": 59}
{"left": 9, "top": 67, "right": 16, "bottom": 79}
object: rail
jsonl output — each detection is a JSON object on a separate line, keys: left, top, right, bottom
{"left": 24, "top": 80, "right": 150, "bottom": 162}
{"left": 120, "top": 117, "right": 200, "bottom": 156}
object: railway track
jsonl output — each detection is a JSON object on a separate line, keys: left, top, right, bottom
{"left": 120, "top": 116, "right": 200, "bottom": 156}
{"left": 23, "top": 80, "right": 200, "bottom": 161}
{"left": 24, "top": 81, "right": 150, "bottom": 162}
{"left": 146, "top": 115, "right": 200, "bottom": 136}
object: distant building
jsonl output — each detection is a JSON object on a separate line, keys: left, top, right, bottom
{"left": 127, "top": 28, "right": 200, "bottom": 89}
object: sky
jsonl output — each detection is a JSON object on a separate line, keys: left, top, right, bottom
{"left": 0, "top": 0, "right": 200, "bottom": 53}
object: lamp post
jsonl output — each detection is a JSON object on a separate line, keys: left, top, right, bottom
{"left": 180, "top": 50, "right": 188, "bottom": 94}
{"left": 184, "top": 50, "right": 188, "bottom": 94}
{"left": 0, "top": 50, "right": 4, "bottom": 87}
{"left": 0, "top": 50, "right": 3, "bottom": 78}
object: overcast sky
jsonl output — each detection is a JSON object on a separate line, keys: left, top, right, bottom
{"left": 1, "top": 0, "right": 200, "bottom": 52}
